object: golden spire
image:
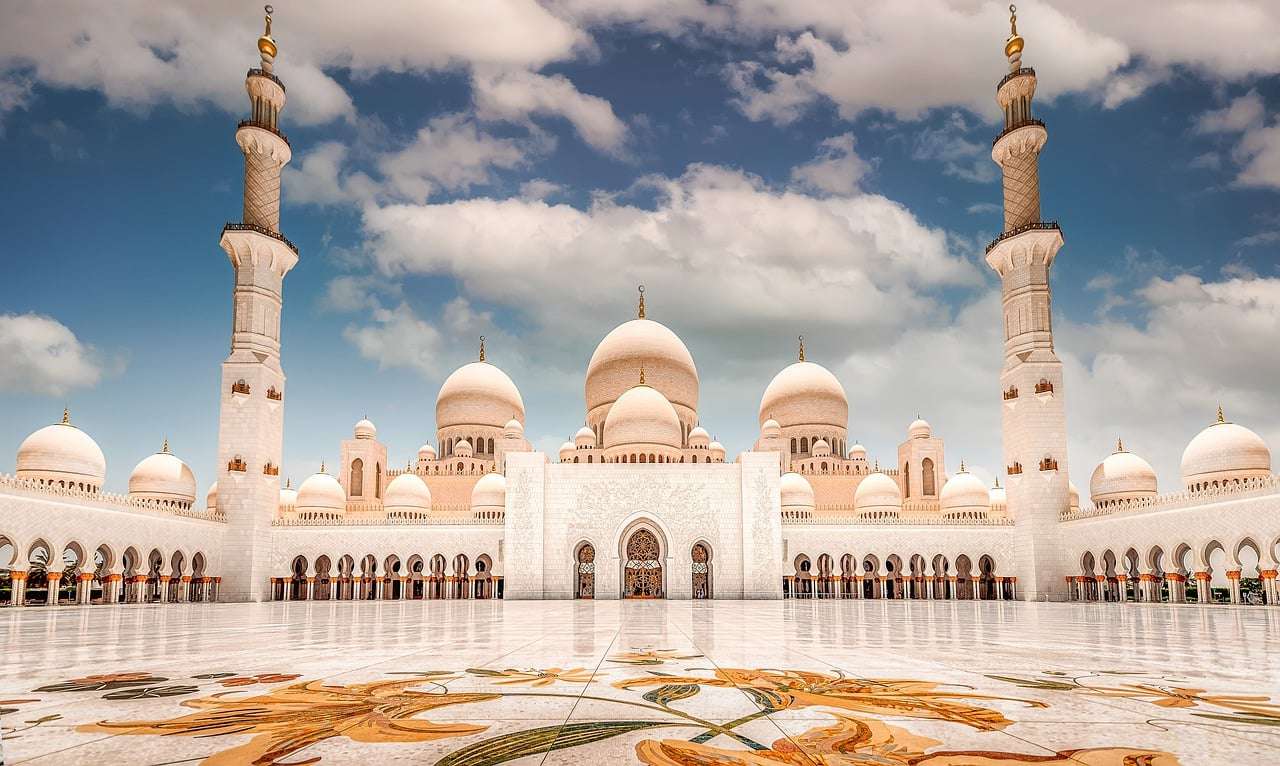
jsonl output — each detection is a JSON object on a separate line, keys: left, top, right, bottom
{"left": 994, "top": 476, "right": 1001, "bottom": 488}
{"left": 1004, "top": 4, "right": 1024, "bottom": 66}
{"left": 161, "top": 437, "right": 170, "bottom": 454}
{"left": 1217, "top": 404, "right": 1226, "bottom": 424}
{"left": 798, "top": 335, "right": 805, "bottom": 362}
{"left": 285, "top": 477, "right": 292, "bottom": 489}
{"left": 959, "top": 459, "right": 967, "bottom": 472}
{"left": 639, "top": 364, "right": 646, "bottom": 385}
{"left": 320, "top": 461, "right": 326, "bottom": 474}
{"left": 61, "top": 407, "right": 70, "bottom": 425}
{"left": 1116, "top": 437, "right": 1124, "bottom": 453}
{"left": 637, "top": 284, "right": 646, "bottom": 319}
{"left": 479, "top": 335, "right": 486, "bottom": 362}
{"left": 258, "top": 5, "right": 278, "bottom": 62}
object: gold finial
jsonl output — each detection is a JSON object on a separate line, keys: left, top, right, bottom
{"left": 637, "top": 284, "right": 646, "bottom": 319}
{"left": 959, "top": 459, "right": 967, "bottom": 472}
{"left": 639, "top": 364, "right": 646, "bottom": 385}
{"left": 286, "top": 477, "right": 292, "bottom": 489}
{"left": 994, "top": 476, "right": 1001, "bottom": 488}
{"left": 320, "top": 461, "right": 326, "bottom": 474}
{"left": 479, "top": 335, "right": 486, "bottom": 362}
{"left": 1116, "top": 437, "right": 1124, "bottom": 453}
{"left": 161, "top": 437, "right": 170, "bottom": 454}
{"left": 258, "top": 5, "right": 278, "bottom": 65}
{"left": 1217, "top": 404, "right": 1226, "bottom": 424}
{"left": 61, "top": 407, "right": 70, "bottom": 425}
{"left": 1004, "top": 4, "right": 1024, "bottom": 65}
{"left": 798, "top": 335, "right": 805, "bottom": 362}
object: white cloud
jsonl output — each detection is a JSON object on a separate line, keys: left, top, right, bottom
{"left": 0, "top": 313, "right": 111, "bottom": 396}
{"left": 0, "top": 0, "right": 585, "bottom": 126}
{"left": 342, "top": 303, "right": 444, "bottom": 379}
{"left": 472, "top": 69, "right": 629, "bottom": 156}
{"left": 911, "top": 113, "right": 996, "bottom": 183}
{"left": 518, "top": 178, "right": 565, "bottom": 201}
{"left": 377, "top": 114, "right": 547, "bottom": 203}
{"left": 1193, "top": 90, "right": 1280, "bottom": 189}
{"left": 789, "top": 133, "right": 872, "bottom": 195}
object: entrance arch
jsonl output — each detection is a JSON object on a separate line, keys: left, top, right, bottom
{"left": 691, "top": 542, "right": 712, "bottom": 599}
{"left": 623, "top": 528, "right": 663, "bottom": 599}
{"left": 575, "top": 542, "right": 595, "bottom": 599}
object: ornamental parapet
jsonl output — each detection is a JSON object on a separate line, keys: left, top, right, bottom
{"left": 221, "top": 222, "right": 299, "bottom": 255}
{"left": 272, "top": 514, "right": 504, "bottom": 527}
{"left": 1060, "top": 474, "right": 1280, "bottom": 522}
{"left": 985, "top": 221, "right": 1061, "bottom": 254}
{"left": 997, "top": 67, "right": 1035, "bottom": 91}
{"left": 247, "top": 67, "right": 285, "bottom": 92}
{"left": 991, "top": 117, "right": 1045, "bottom": 147}
{"left": 785, "top": 510, "right": 1012, "bottom": 527}
{"left": 0, "top": 473, "right": 226, "bottom": 523}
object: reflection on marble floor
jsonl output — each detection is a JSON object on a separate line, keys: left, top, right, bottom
{"left": 3, "top": 600, "right": 1280, "bottom": 764}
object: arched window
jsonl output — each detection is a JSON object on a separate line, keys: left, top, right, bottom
{"left": 487, "top": 438, "right": 494, "bottom": 454}
{"left": 800, "top": 437, "right": 809, "bottom": 453}
{"left": 587, "top": 454, "right": 593, "bottom": 463}
{"left": 350, "top": 458, "right": 364, "bottom": 497}
{"left": 791, "top": 438, "right": 797, "bottom": 453}
{"left": 922, "top": 457, "right": 936, "bottom": 496}
{"left": 375, "top": 462, "right": 382, "bottom": 498}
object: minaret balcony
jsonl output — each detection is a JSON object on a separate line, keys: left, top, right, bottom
{"left": 984, "top": 222, "right": 1063, "bottom": 277}
{"left": 246, "top": 67, "right": 286, "bottom": 93}
{"left": 237, "top": 119, "right": 290, "bottom": 148}
{"left": 991, "top": 117, "right": 1045, "bottom": 148}
{"left": 997, "top": 66, "right": 1035, "bottom": 91}
{"left": 220, "top": 223, "right": 300, "bottom": 277}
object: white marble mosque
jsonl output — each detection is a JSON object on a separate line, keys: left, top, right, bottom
{"left": 1, "top": 6, "right": 1278, "bottom": 613}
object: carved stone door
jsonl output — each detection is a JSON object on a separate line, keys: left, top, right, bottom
{"left": 624, "top": 529, "right": 663, "bottom": 598}
{"left": 576, "top": 543, "right": 595, "bottom": 599}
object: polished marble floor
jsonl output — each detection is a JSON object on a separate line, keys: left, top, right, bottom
{"left": 3, "top": 600, "right": 1279, "bottom": 765}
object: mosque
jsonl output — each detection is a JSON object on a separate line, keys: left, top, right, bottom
{"left": 1, "top": 8, "right": 1278, "bottom": 607}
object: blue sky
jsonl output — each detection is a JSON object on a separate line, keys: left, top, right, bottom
{"left": 1, "top": 1, "right": 1279, "bottom": 498}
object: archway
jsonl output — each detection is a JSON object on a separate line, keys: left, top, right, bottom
{"left": 575, "top": 543, "right": 595, "bottom": 599}
{"left": 691, "top": 543, "right": 712, "bottom": 599}
{"left": 623, "top": 528, "right": 663, "bottom": 599}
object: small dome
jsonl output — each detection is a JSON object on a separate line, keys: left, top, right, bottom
{"left": 128, "top": 443, "right": 197, "bottom": 505}
{"left": 16, "top": 412, "right": 107, "bottom": 489}
{"left": 471, "top": 472, "right": 507, "bottom": 510}
{"left": 1089, "top": 442, "right": 1158, "bottom": 505}
{"left": 811, "top": 438, "right": 831, "bottom": 457}
{"left": 603, "top": 384, "right": 682, "bottom": 450}
{"left": 708, "top": 441, "right": 725, "bottom": 459}
{"left": 206, "top": 481, "right": 218, "bottom": 512}
{"left": 384, "top": 473, "right": 431, "bottom": 512}
{"left": 1180, "top": 410, "right": 1271, "bottom": 488}
{"left": 1068, "top": 480, "right": 1080, "bottom": 511}
{"left": 689, "top": 426, "right": 711, "bottom": 447}
{"left": 279, "top": 482, "right": 298, "bottom": 512}
{"left": 761, "top": 418, "right": 781, "bottom": 438}
{"left": 418, "top": 443, "right": 437, "bottom": 460}
{"left": 559, "top": 441, "right": 576, "bottom": 460}
{"left": 503, "top": 418, "right": 524, "bottom": 437}
{"left": 574, "top": 426, "right": 596, "bottom": 447}
{"left": 436, "top": 360, "right": 525, "bottom": 432}
{"left": 908, "top": 418, "right": 932, "bottom": 440}
{"left": 297, "top": 472, "right": 345, "bottom": 515}
{"left": 848, "top": 442, "right": 867, "bottom": 460}
{"left": 940, "top": 468, "right": 988, "bottom": 516}
{"left": 989, "top": 480, "right": 1007, "bottom": 510}
{"left": 780, "top": 472, "right": 815, "bottom": 509}
{"left": 455, "top": 439, "right": 475, "bottom": 458}
{"left": 353, "top": 418, "right": 377, "bottom": 440}
{"left": 855, "top": 472, "right": 902, "bottom": 512}
{"left": 759, "top": 361, "right": 848, "bottom": 432}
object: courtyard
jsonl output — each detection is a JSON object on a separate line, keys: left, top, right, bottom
{"left": 1, "top": 600, "right": 1278, "bottom": 764}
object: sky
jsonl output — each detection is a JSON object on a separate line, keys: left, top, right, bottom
{"left": 1, "top": 0, "right": 1279, "bottom": 501}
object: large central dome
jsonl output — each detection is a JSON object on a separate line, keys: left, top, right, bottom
{"left": 586, "top": 296, "right": 699, "bottom": 442}
{"left": 436, "top": 360, "right": 525, "bottom": 431}
{"left": 759, "top": 360, "right": 848, "bottom": 430}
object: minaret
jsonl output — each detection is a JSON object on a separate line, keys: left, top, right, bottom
{"left": 215, "top": 6, "right": 298, "bottom": 602}
{"left": 985, "top": 6, "right": 1068, "bottom": 601}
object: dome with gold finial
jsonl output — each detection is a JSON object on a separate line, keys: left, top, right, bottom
{"left": 128, "top": 439, "right": 198, "bottom": 507}
{"left": 587, "top": 286, "right": 699, "bottom": 440}
{"left": 602, "top": 369, "right": 683, "bottom": 458}
{"left": 16, "top": 408, "right": 107, "bottom": 492}
{"left": 436, "top": 337, "right": 525, "bottom": 433}
{"left": 1181, "top": 406, "right": 1271, "bottom": 489}
{"left": 759, "top": 336, "right": 848, "bottom": 433}
{"left": 1090, "top": 438, "right": 1158, "bottom": 506}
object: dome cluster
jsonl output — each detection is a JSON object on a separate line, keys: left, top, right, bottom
{"left": 587, "top": 314, "right": 699, "bottom": 444}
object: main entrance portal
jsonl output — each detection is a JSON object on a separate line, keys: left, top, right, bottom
{"left": 623, "top": 528, "right": 663, "bottom": 598}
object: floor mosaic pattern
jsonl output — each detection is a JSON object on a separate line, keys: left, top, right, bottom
{"left": 3, "top": 600, "right": 1279, "bottom": 764}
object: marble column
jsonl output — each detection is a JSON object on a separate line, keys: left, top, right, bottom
{"left": 1194, "top": 572, "right": 1211, "bottom": 603}
{"left": 1226, "top": 571, "right": 1242, "bottom": 605}
{"left": 45, "top": 572, "right": 62, "bottom": 605}
{"left": 1116, "top": 574, "right": 1129, "bottom": 602}
{"left": 924, "top": 576, "right": 934, "bottom": 600}
{"left": 1261, "top": 570, "right": 1277, "bottom": 605}
{"left": 305, "top": 577, "right": 315, "bottom": 601}
{"left": 10, "top": 571, "right": 26, "bottom": 607}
